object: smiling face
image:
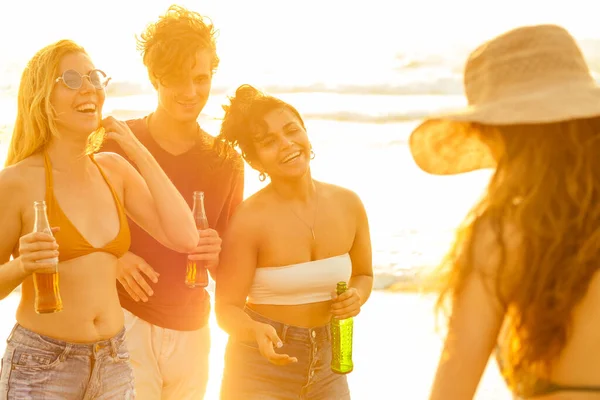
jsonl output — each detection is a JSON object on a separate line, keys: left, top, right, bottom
{"left": 50, "top": 52, "right": 105, "bottom": 139}
{"left": 154, "top": 49, "right": 212, "bottom": 124}
{"left": 251, "top": 107, "right": 312, "bottom": 181}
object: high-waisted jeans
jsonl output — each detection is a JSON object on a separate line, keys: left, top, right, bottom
{"left": 0, "top": 324, "right": 135, "bottom": 399}
{"left": 220, "top": 307, "right": 350, "bottom": 400}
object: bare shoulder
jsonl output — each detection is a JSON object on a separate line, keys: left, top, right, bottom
{"left": 472, "top": 215, "right": 522, "bottom": 255}
{"left": 319, "top": 181, "right": 365, "bottom": 210}
{"left": 0, "top": 156, "right": 43, "bottom": 195}
{"left": 470, "top": 213, "right": 523, "bottom": 277}
{"left": 0, "top": 156, "right": 46, "bottom": 218}
{"left": 93, "top": 151, "right": 129, "bottom": 170}
{"left": 95, "top": 151, "right": 137, "bottom": 178}
{"left": 230, "top": 188, "right": 268, "bottom": 220}
{"left": 0, "top": 164, "right": 26, "bottom": 195}
{"left": 224, "top": 189, "right": 271, "bottom": 235}
{"left": 92, "top": 152, "right": 133, "bottom": 194}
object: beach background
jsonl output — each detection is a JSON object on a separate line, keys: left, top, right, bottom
{"left": 1, "top": 1, "right": 600, "bottom": 398}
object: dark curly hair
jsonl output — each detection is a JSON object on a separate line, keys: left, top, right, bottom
{"left": 137, "top": 5, "right": 220, "bottom": 87}
{"left": 215, "top": 84, "right": 306, "bottom": 163}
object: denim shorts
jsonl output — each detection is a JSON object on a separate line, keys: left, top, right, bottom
{"left": 0, "top": 324, "right": 135, "bottom": 399}
{"left": 220, "top": 307, "right": 350, "bottom": 400}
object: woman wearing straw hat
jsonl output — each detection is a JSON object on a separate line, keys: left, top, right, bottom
{"left": 411, "top": 25, "right": 600, "bottom": 399}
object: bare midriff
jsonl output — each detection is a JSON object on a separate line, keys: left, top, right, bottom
{"left": 16, "top": 252, "right": 123, "bottom": 343}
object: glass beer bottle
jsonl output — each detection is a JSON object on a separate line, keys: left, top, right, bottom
{"left": 32, "top": 201, "right": 63, "bottom": 314}
{"left": 331, "top": 281, "right": 354, "bottom": 374}
{"left": 185, "top": 191, "right": 209, "bottom": 288}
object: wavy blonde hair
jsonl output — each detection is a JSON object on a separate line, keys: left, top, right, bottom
{"left": 437, "top": 118, "right": 600, "bottom": 395}
{"left": 5, "top": 39, "right": 104, "bottom": 167}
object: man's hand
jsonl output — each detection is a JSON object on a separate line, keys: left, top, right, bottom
{"left": 187, "top": 229, "right": 222, "bottom": 276}
{"left": 117, "top": 251, "right": 159, "bottom": 302}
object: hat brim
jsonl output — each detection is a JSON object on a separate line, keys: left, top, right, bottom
{"left": 409, "top": 82, "right": 600, "bottom": 175}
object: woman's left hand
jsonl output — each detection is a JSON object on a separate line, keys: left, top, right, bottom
{"left": 101, "top": 116, "right": 144, "bottom": 158}
{"left": 331, "top": 287, "right": 361, "bottom": 319}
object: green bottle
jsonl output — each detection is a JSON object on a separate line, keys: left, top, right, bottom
{"left": 331, "top": 281, "right": 354, "bottom": 374}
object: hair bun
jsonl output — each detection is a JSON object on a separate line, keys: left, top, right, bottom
{"left": 225, "top": 84, "right": 262, "bottom": 117}
{"left": 235, "top": 84, "right": 261, "bottom": 100}
{"left": 219, "top": 84, "right": 260, "bottom": 146}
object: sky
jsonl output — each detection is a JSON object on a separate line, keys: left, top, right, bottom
{"left": 1, "top": 0, "right": 598, "bottom": 91}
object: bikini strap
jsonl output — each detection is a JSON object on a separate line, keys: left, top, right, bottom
{"left": 42, "top": 151, "right": 54, "bottom": 189}
{"left": 88, "top": 154, "right": 125, "bottom": 212}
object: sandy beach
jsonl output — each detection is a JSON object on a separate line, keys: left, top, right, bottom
{"left": 3, "top": 2, "right": 596, "bottom": 398}
{"left": 0, "top": 93, "right": 512, "bottom": 398}
{"left": 0, "top": 291, "right": 511, "bottom": 399}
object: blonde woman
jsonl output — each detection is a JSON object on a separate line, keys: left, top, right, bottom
{"left": 0, "top": 40, "right": 198, "bottom": 399}
{"left": 410, "top": 26, "right": 600, "bottom": 399}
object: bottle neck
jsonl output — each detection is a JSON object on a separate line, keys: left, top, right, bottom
{"left": 192, "top": 195, "right": 208, "bottom": 230}
{"left": 192, "top": 198, "right": 204, "bottom": 211}
{"left": 33, "top": 206, "right": 51, "bottom": 233}
{"left": 336, "top": 284, "right": 348, "bottom": 296}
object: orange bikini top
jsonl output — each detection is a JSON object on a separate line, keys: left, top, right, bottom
{"left": 43, "top": 152, "right": 131, "bottom": 262}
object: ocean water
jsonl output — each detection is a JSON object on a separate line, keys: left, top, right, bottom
{"left": 0, "top": 91, "right": 492, "bottom": 290}
{"left": 0, "top": 0, "right": 600, "bottom": 289}
{"left": 1, "top": 4, "right": 600, "bottom": 397}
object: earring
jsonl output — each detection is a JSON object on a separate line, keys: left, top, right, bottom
{"left": 259, "top": 172, "right": 267, "bottom": 182}
{"left": 310, "top": 149, "right": 316, "bottom": 160}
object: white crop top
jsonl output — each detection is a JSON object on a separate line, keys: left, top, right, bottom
{"left": 247, "top": 253, "right": 353, "bottom": 305}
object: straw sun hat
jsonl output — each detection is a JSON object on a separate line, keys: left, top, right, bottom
{"left": 409, "top": 24, "right": 600, "bottom": 175}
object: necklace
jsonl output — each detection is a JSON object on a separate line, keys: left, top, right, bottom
{"left": 278, "top": 184, "right": 319, "bottom": 241}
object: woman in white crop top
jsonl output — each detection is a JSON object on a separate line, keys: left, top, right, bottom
{"left": 214, "top": 84, "right": 373, "bottom": 399}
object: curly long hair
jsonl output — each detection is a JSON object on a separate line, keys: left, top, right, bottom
{"left": 436, "top": 118, "right": 600, "bottom": 393}
{"left": 215, "top": 84, "right": 305, "bottom": 164}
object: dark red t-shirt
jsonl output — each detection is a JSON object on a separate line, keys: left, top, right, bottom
{"left": 100, "top": 117, "right": 244, "bottom": 331}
